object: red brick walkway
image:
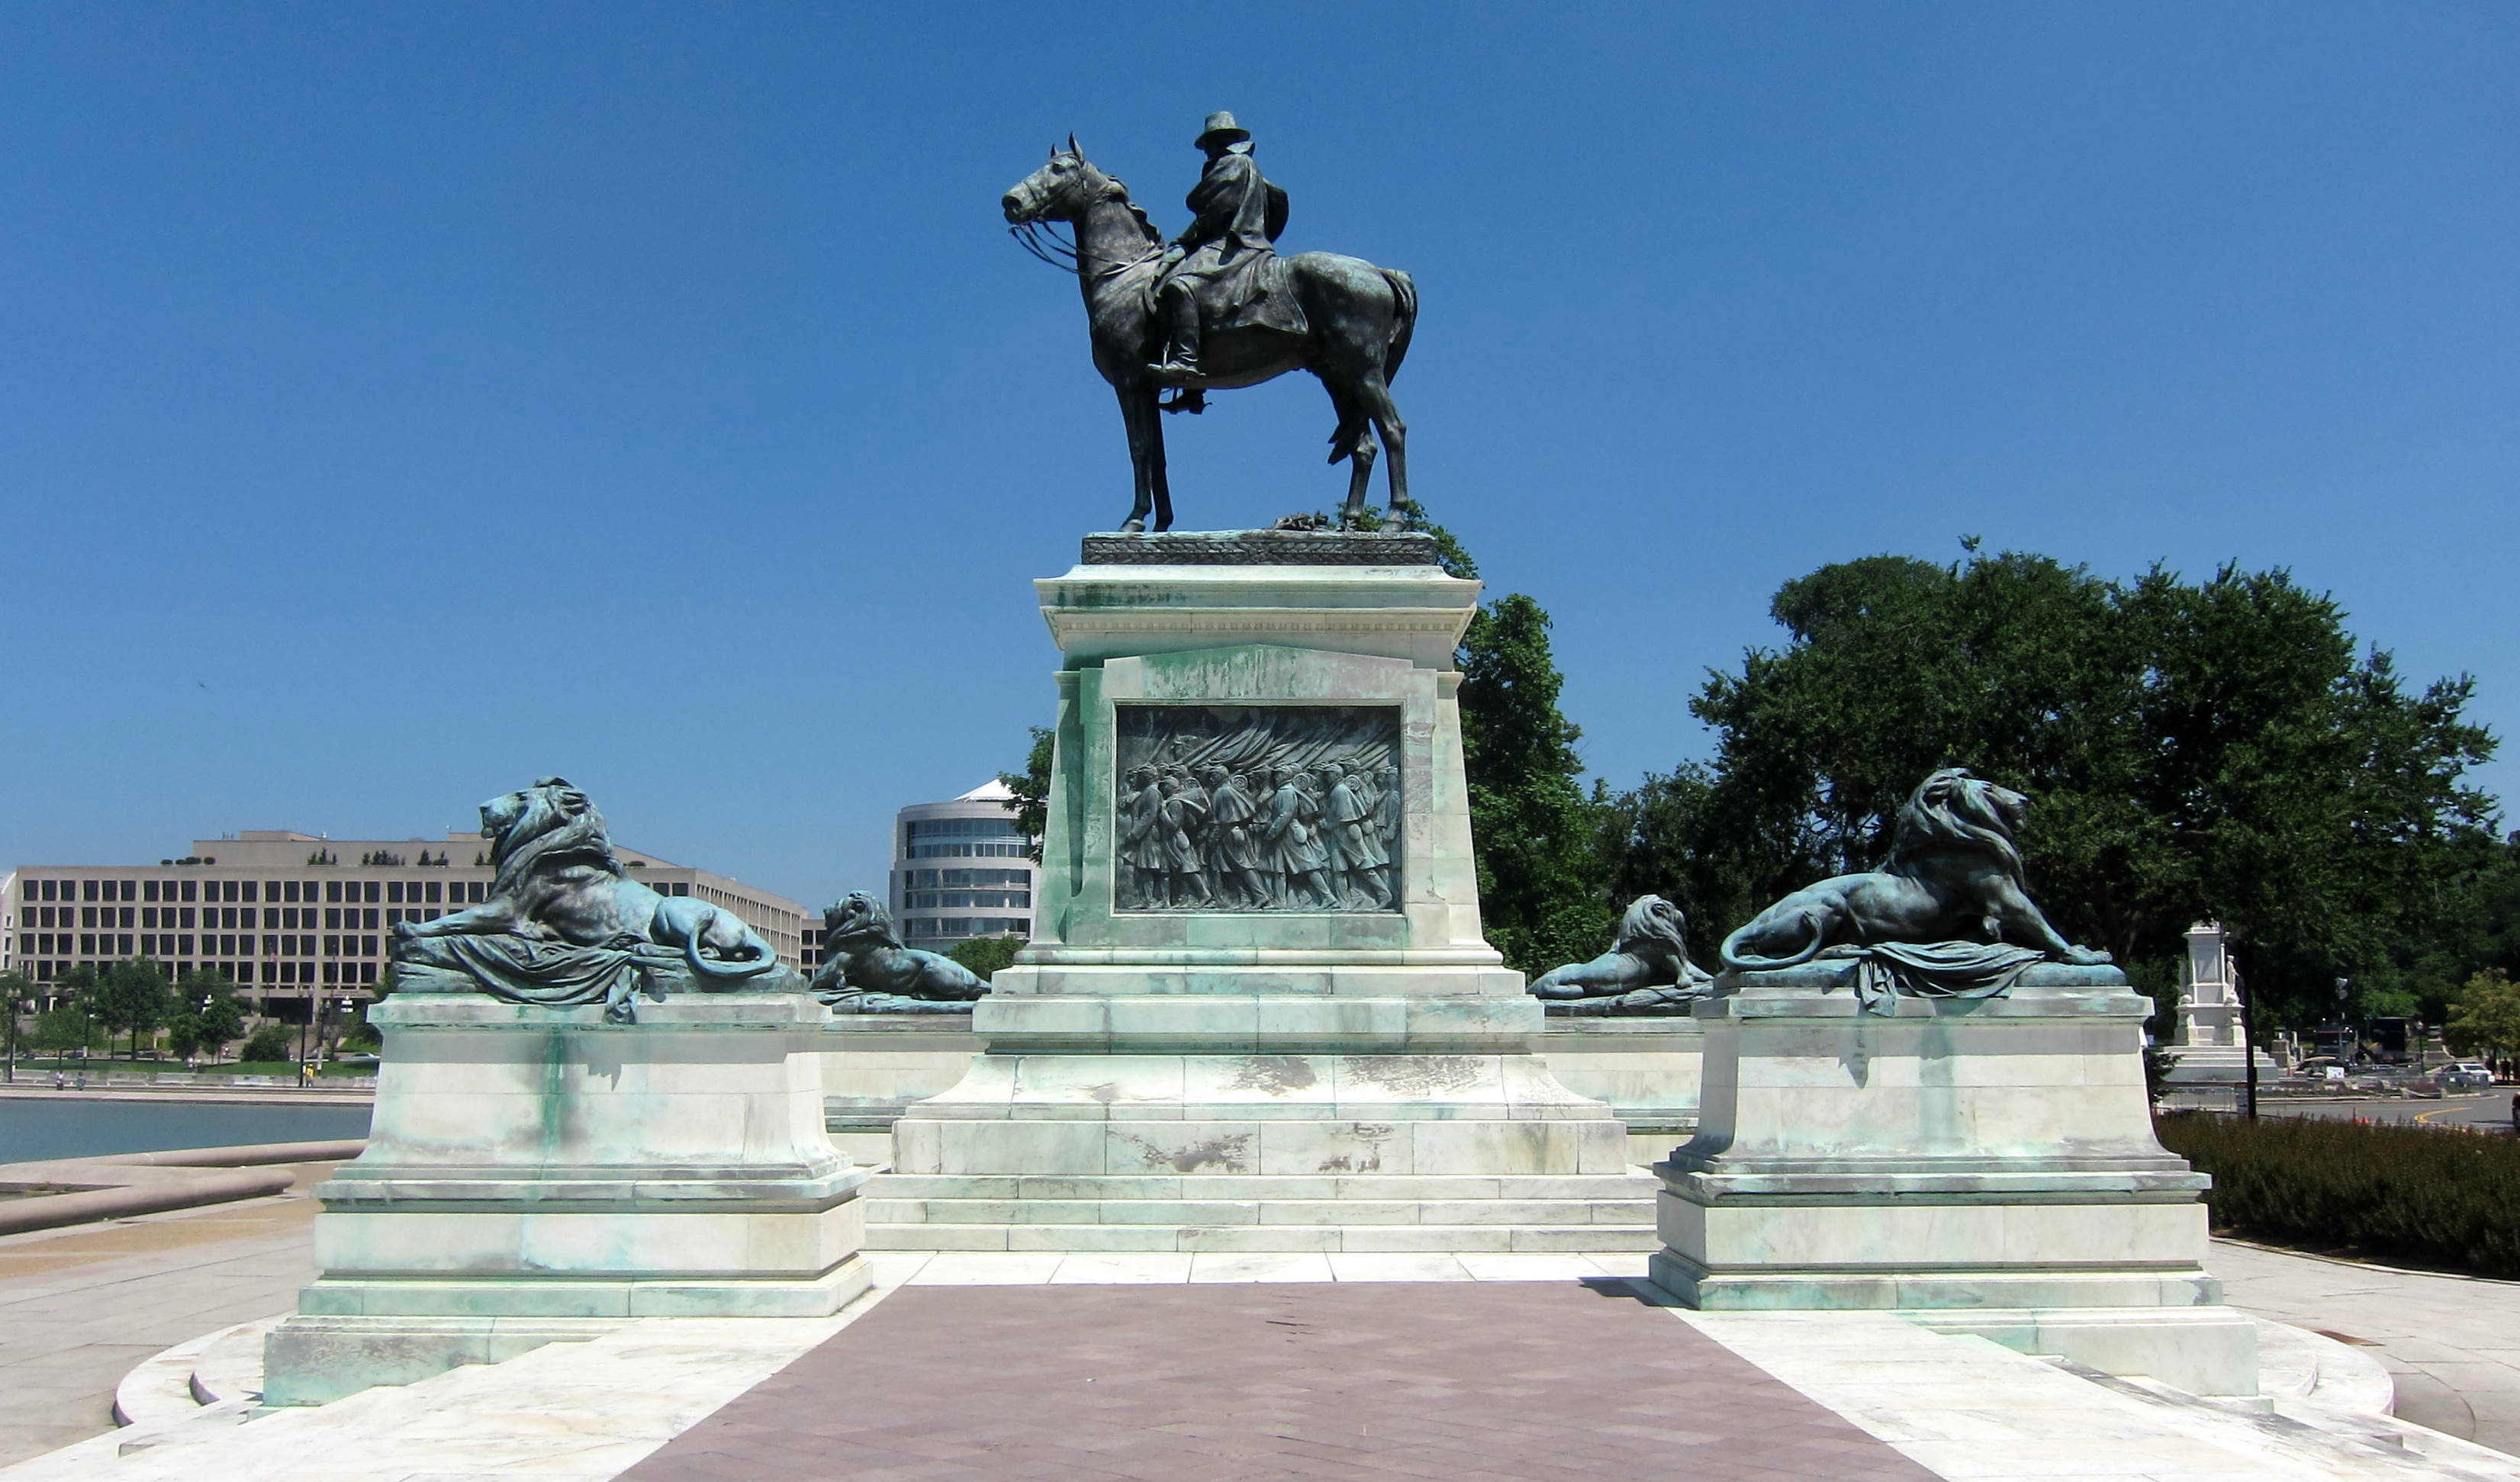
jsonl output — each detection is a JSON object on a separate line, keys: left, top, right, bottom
{"left": 620, "top": 1281, "right": 1936, "bottom": 1481}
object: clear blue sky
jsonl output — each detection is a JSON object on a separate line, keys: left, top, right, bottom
{"left": 3, "top": 4, "right": 2512, "bottom": 906}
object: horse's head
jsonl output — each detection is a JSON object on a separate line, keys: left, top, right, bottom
{"left": 1003, "top": 135, "right": 1105, "bottom": 225}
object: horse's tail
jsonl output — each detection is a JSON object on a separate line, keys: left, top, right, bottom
{"left": 1380, "top": 268, "right": 1416, "bottom": 382}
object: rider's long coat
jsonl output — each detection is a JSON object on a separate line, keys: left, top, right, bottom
{"left": 1167, "top": 150, "right": 1304, "bottom": 336}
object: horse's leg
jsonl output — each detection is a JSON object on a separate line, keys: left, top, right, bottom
{"left": 1323, "top": 381, "right": 1377, "bottom": 529}
{"left": 1117, "top": 385, "right": 1162, "bottom": 533}
{"left": 1147, "top": 394, "right": 1174, "bottom": 532}
{"left": 1357, "top": 373, "right": 1409, "bottom": 523}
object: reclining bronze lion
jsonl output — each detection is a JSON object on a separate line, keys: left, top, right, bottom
{"left": 394, "top": 777, "right": 782, "bottom": 999}
{"left": 1720, "top": 767, "right": 2110, "bottom": 972}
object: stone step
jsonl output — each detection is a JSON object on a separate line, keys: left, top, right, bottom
{"left": 865, "top": 1196, "right": 1654, "bottom": 1227}
{"left": 861, "top": 1223, "right": 1659, "bottom": 1254}
{"left": 864, "top": 1172, "right": 1660, "bottom": 1201}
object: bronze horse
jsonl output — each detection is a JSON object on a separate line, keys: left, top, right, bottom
{"left": 1003, "top": 140, "right": 1418, "bottom": 533}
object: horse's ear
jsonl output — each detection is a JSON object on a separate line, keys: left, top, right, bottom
{"left": 1067, "top": 131, "right": 1080, "bottom": 156}
{"left": 1048, "top": 141, "right": 1057, "bottom": 160}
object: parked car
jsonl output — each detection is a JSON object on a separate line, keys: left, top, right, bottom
{"left": 2442, "top": 1062, "right": 2495, "bottom": 1089}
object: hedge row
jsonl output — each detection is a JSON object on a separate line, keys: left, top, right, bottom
{"left": 2157, "top": 1111, "right": 2520, "bottom": 1278}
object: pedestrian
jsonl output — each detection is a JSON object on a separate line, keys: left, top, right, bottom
{"left": 2509, "top": 1091, "right": 2517, "bottom": 1133}
{"left": 52, "top": 1069, "right": 64, "bottom": 1091}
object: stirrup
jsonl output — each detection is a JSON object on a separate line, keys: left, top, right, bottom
{"left": 1161, "top": 387, "right": 1208, "bottom": 415}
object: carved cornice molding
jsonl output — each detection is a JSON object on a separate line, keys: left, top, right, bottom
{"left": 1081, "top": 530, "right": 1442, "bottom": 567}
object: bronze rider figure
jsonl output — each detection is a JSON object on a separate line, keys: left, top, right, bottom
{"left": 1145, "top": 111, "right": 1297, "bottom": 409}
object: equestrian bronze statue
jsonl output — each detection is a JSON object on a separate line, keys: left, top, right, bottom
{"left": 1003, "top": 113, "right": 1418, "bottom": 534}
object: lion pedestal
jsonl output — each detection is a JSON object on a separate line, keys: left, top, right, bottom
{"left": 871, "top": 532, "right": 1651, "bottom": 1253}
{"left": 1649, "top": 963, "right": 2258, "bottom": 1398}
{"left": 262, "top": 991, "right": 869, "bottom": 1406}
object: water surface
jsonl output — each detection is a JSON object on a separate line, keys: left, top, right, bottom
{"left": 0, "top": 1098, "right": 372, "bottom": 1163}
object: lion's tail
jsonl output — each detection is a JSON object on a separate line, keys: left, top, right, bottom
{"left": 672, "top": 903, "right": 780, "bottom": 981}
{"left": 1720, "top": 910, "right": 1829, "bottom": 972}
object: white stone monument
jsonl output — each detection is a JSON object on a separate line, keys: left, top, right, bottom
{"left": 2166, "top": 921, "right": 2277, "bottom": 1083}
{"left": 1650, "top": 961, "right": 2258, "bottom": 1398}
{"left": 868, "top": 531, "right": 1651, "bottom": 1252}
{"left": 262, "top": 992, "right": 869, "bottom": 1406}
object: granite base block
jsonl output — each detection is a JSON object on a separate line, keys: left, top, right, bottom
{"left": 1653, "top": 966, "right": 2259, "bottom": 1396}
{"left": 259, "top": 1314, "right": 626, "bottom": 1408}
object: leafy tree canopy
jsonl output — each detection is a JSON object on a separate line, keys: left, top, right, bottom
{"left": 92, "top": 960, "right": 173, "bottom": 1057}
{"left": 1460, "top": 592, "right": 1608, "bottom": 976}
{"left": 31, "top": 1005, "right": 103, "bottom": 1054}
{"left": 238, "top": 1024, "right": 296, "bottom": 1064}
{"left": 169, "top": 972, "right": 246, "bottom": 1061}
{"left": 947, "top": 934, "right": 1026, "bottom": 982}
{"left": 2448, "top": 969, "right": 2520, "bottom": 1056}
{"left": 999, "top": 726, "right": 1054, "bottom": 861}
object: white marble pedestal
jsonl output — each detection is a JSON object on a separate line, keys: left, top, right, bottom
{"left": 871, "top": 534, "right": 1649, "bottom": 1252}
{"left": 262, "top": 992, "right": 868, "bottom": 1406}
{"left": 1649, "top": 963, "right": 2258, "bottom": 1398}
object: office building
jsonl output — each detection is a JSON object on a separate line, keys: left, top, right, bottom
{"left": 6, "top": 829, "right": 809, "bottom": 1016}
{"left": 890, "top": 782, "right": 1036, "bottom": 946}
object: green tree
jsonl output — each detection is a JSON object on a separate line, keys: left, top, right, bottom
{"left": 169, "top": 972, "right": 245, "bottom": 1064}
{"left": 1622, "top": 547, "right": 2501, "bottom": 1029}
{"left": 0, "top": 972, "right": 35, "bottom": 1079}
{"left": 1588, "top": 764, "right": 1738, "bottom": 966}
{"left": 2447, "top": 969, "right": 2520, "bottom": 1056}
{"left": 999, "top": 726, "right": 1055, "bottom": 861}
{"left": 91, "top": 960, "right": 173, "bottom": 1059}
{"left": 1458, "top": 593, "right": 1610, "bottom": 976}
{"left": 165, "top": 1011, "right": 205, "bottom": 1062}
{"left": 31, "top": 1004, "right": 102, "bottom": 1055}
{"left": 948, "top": 934, "right": 1025, "bottom": 982}
{"left": 238, "top": 1023, "right": 295, "bottom": 1064}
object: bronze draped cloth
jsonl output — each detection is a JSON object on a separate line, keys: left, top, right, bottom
{"left": 1164, "top": 151, "right": 1305, "bottom": 337}
{"left": 1852, "top": 941, "right": 2048, "bottom": 1015}
{"left": 393, "top": 933, "right": 754, "bottom": 1023}
{"left": 1546, "top": 982, "right": 1713, "bottom": 1017}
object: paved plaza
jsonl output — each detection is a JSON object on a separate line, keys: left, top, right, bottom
{"left": 9, "top": 1175, "right": 2520, "bottom": 1480}
{"left": 621, "top": 1281, "right": 1936, "bottom": 1482}
{"left": 0, "top": 1165, "right": 329, "bottom": 1467}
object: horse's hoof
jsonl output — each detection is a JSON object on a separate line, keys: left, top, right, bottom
{"left": 1119, "top": 519, "right": 1144, "bottom": 535}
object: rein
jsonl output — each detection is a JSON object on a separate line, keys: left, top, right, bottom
{"left": 1009, "top": 178, "right": 1164, "bottom": 278}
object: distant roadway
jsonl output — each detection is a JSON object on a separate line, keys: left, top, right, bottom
{"left": 2267, "top": 1091, "right": 2518, "bottom": 1130}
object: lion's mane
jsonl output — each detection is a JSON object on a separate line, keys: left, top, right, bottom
{"left": 823, "top": 892, "right": 903, "bottom": 950}
{"left": 486, "top": 776, "right": 619, "bottom": 895}
{"left": 1612, "top": 895, "right": 1691, "bottom": 960}
{"left": 1885, "top": 767, "right": 2026, "bottom": 882}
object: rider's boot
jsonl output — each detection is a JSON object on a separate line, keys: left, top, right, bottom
{"left": 1144, "top": 287, "right": 1203, "bottom": 387}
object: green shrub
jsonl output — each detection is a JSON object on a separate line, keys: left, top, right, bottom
{"left": 2158, "top": 1111, "right": 2520, "bottom": 1277}
{"left": 946, "top": 934, "right": 1025, "bottom": 982}
{"left": 238, "top": 1024, "right": 296, "bottom": 1063}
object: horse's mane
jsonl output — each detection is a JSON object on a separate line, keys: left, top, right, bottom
{"left": 1888, "top": 769, "right": 2026, "bottom": 879}
{"left": 491, "top": 780, "right": 619, "bottom": 893}
{"left": 1079, "top": 160, "right": 1160, "bottom": 246}
{"left": 824, "top": 891, "right": 904, "bottom": 950}
{"left": 1614, "top": 895, "right": 1689, "bottom": 957}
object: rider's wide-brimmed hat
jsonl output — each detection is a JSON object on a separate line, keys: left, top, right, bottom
{"left": 1195, "top": 111, "right": 1251, "bottom": 149}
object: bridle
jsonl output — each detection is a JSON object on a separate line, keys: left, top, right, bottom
{"left": 1008, "top": 166, "right": 1163, "bottom": 277}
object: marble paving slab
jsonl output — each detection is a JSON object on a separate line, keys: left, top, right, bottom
{"left": 616, "top": 1281, "right": 1942, "bottom": 1482}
